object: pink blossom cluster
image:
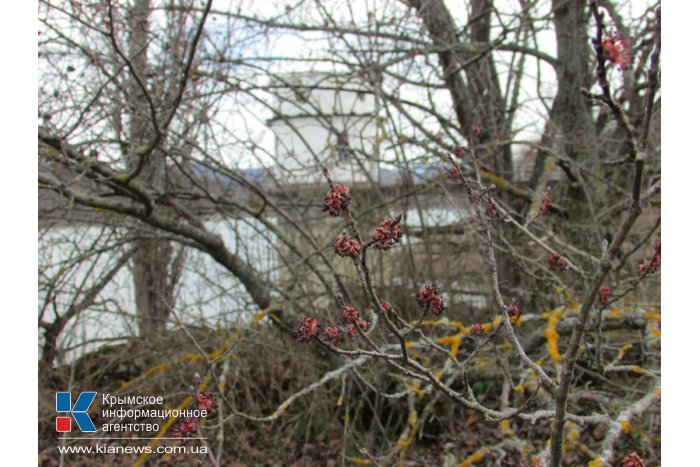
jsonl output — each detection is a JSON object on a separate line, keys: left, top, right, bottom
{"left": 325, "top": 326, "right": 340, "bottom": 344}
{"left": 416, "top": 284, "right": 446, "bottom": 316}
{"left": 334, "top": 234, "right": 361, "bottom": 258}
{"left": 295, "top": 305, "right": 375, "bottom": 345}
{"left": 539, "top": 194, "right": 552, "bottom": 215}
{"left": 341, "top": 305, "right": 360, "bottom": 324}
{"left": 548, "top": 251, "right": 567, "bottom": 272}
{"left": 195, "top": 389, "right": 218, "bottom": 416}
{"left": 323, "top": 183, "right": 351, "bottom": 216}
{"left": 373, "top": 219, "right": 402, "bottom": 250}
{"left": 601, "top": 33, "right": 633, "bottom": 70}
{"left": 341, "top": 305, "right": 369, "bottom": 336}
{"left": 638, "top": 241, "right": 660, "bottom": 276}
{"left": 447, "top": 166, "right": 462, "bottom": 180}
{"left": 348, "top": 318, "right": 370, "bottom": 337}
{"left": 170, "top": 389, "right": 218, "bottom": 439}
{"left": 170, "top": 417, "right": 197, "bottom": 439}
{"left": 621, "top": 452, "right": 644, "bottom": 467}
{"left": 598, "top": 287, "right": 612, "bottom": 306}
{"left": 293, "top": 316, "right": 320, "bottom": 342}
{"left": 507, "top": 304, "right": 521, "bottom": 322}
{"left": 486, "top": 202, "right": 497, "bottom": 218}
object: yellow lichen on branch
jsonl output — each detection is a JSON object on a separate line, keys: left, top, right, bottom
{"left": 460, "top": 447, "right": 490, "bottom": 466}
{"left": 437, "top": 334, "right": 462, "bottom": 356}
{"left": 396, "top": 409, "right": 418, "bottom": 455}
{"left": 563, "top": 421, "right": 580, "bottom": 453}
{"left": 620, "top": 419, "right": 632, "bottom": 434}
{"left": 618, "top": 343, "right": 634, "bottom": 357}
{"left": 543, "top": 308, "right": 563, "bottom": 365}
{"left": 644, "top": 310, "right": 661, "bottom": 323}
{"left": 499, "top": 419, "right": 515, "bottom": 436}
{"left": 645, "top": 309, "right": 661, "bottom": 342}
{"left": 407, "top": 380, "right": 425, "bottom": 398}
{"left": 609, "top": 306, "right": 623, "bottom": 319}
{"left": 349, "top": 457, "right": 373, "bottom": 465}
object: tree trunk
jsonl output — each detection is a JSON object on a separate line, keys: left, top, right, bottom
{"left": 409, "top": 0, "right": 512, "bottom": 179}
{"left": 550, "top": 0, "right": 597, "bottom": 229}
{"left": 127, "top": 0, "right": 177, "bottom": 336}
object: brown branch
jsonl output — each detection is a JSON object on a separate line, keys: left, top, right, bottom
{"left": 548, "top": 5, "right": 661, "bottom": 465}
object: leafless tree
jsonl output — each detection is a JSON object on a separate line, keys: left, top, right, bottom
{"left": 39, "top": 0, "right": 660, "bottom": 464}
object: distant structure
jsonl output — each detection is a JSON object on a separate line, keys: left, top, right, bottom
{"left": 268, "top": 72, "right": 381, "bottom": 185}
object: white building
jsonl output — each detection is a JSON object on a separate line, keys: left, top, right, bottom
{"left": 268, "top": 72, "right": 381, "bottom": 185}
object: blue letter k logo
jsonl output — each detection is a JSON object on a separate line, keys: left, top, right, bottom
{"left": 56, "top": 392, "right": 97, "bottom": 432}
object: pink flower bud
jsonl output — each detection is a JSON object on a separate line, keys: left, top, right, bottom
{"left": 486, "top": 203, "right": 497, "bottom": 218}
{"left": 325, "top": 326, "right": 340, "bottom": 344}
{"left": 373, "top": 219, "right": 402, "bottom": 250}
{"left": 598, "top": 287, "right": 612, "bottom": 306}
{"left": 195, "top": 389, "right": 218, "bottom": 417}
{"left": 322, "top": 184, "right": 351, "bottom": 216}
{"left": 601, "top": 33, "right": 633, "bottom": 70}
{"left": 416, "top": 284, "right": 437, "bottom": 306}
{"left": 334, "top": 234, "right": 361, "bottom": 258}
{"left": 548, "top": 251, "right": 567, "bottom": 271}
{"left": 621, "top": 452, "right": 644, "bottom": 467}
{"left": 539, "top": 194, "right": 552, "bottom": 215}
{"left": 293, "top": 317, "right": 320, "bottom": 343}
{"left": 341, "top": 305, "right": 360, "bottom": 325}
{"left": 430, "top": 296, "right": 445, "bottom": 315}
{"left": 507, "top": 304, "right": 521, "bottom": 321}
